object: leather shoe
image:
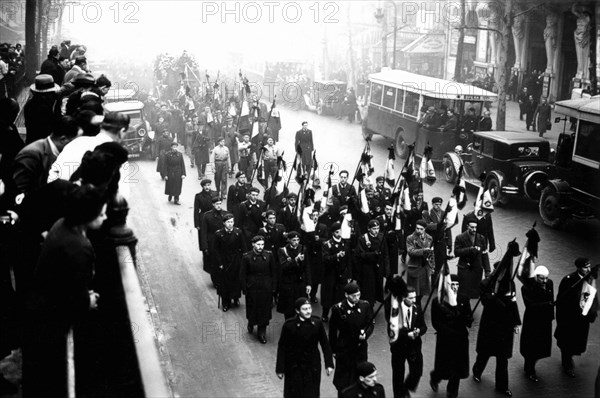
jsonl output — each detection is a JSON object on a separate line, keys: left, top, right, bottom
{"left": 174, "top": 200, "right": 181, "bottom": 205}
{"left": 429, "top": 377, "right": 439, "bottom": 392}
{"left": 472, "top": 374, "right": 481, "bottom": 383}
{"left": 222, "top": 306, "right": 229, "bottom": 312}
{"left": 526, "top": 374, "right": 539, "bottom": 382}
{"left": 565, "top": 369, "right": 575, "bottom": 378}
{"left": 495, "top": 388, "right": 512, "bottom": 397}
{"left": 321, "top": 316, "right": 328, "bottom": 323}
{"left": 233, "top": 299, "right": 240, "bottom": 307}
{"left": 258, "top": 335, "right": 267, "bottom": 344}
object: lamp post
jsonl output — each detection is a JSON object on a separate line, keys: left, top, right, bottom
{"left": 374, "top": 1, "right": 398, "bottom": 69}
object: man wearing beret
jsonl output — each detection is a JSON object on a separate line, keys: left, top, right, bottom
{"left": 277, "top": 231, "right": 311, "bottom": 319}
{"left": 354, "top": 219, "right": 389, "bottom": 306}
{"left": 321, "top": 222, "right": 352, "bottom": 323}
{"left": 461, "top": 210, "right": 496, "bottom": 275}
{"left": 276, "top": 298, "right": 334, "bottom": 398}
{"left": 237, "top": 187, "right": 267, "bottom": 243}
{"left": 214, "top": 213, "right": 247, "bottom": 312}
{"left": 374, "top": 176, "right": 391, "bottom": 206}
{"left": 227, "top": 171, "right": 251, "bottom": 221}
{"left": 406, "top": 219, "right": 434, "bottom": 308}
{"left": 258, "top": 210, "right": 287, "bottom": 262}
{"left": 240, "top": 235, "right": 278, "bottom": 344}
{"left": 454, "top": 214, "right": 489, "bottom": 299}
{"left": 329, "top": 282, "right": 375, "bottom": 394}
{"left": 340, "top": 361, "right": 386, "bottom": 398}
{"left": 200, "top": 197, "right": 225, "bottom": 286}
{"left": 194, "top": 179, "right": 215, "bottom": 243}
{"left": 555, "top": 257, "right": 598, "bottom": 377}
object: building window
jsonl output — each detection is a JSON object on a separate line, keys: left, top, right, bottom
{"left": 371, "top": 83, "right": 383, "bottom": 105}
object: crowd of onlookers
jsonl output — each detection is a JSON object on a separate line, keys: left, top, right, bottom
{"left": 0, "top": 42, "right": 25, "bottom": 99}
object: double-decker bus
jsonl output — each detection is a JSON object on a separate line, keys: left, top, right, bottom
{"left": 362, "top": 69, "right": 497, "bottom": 160}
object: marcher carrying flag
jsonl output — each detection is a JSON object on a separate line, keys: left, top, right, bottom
{"left": 474, "top": 173, "right": 494, "bottom": 219}
{"left": 385, "top": 145, "right": 396, "bottom": 187}
{"left": 419, "top": 143, "right": 436, "bottom": 186}
{"left": 437, "top": 261, "right": 457, "bottom": 306}
{"left": 515, "top": 221, "right": 540, "bottom": 280}
{"left": 265, "top": 153, "right": 287, "bottom": 208}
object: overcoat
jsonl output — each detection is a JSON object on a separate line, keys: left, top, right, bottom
{"left": 276, "top": 315, "right": 334, "bottom": 398}
{"left": 520, "top": 277, "right": 554, "bottom": 360}
{"left": 277, "top": 244, "right": 311, "bottom": 316}
{"left": 302, "top": 223, "right": 328, "bottom": 286}
{"left": 406, "top": 231, "right": 434, "bottom": 296}
{"left": 454, "top": 230, "right": 488, "bottom": 299}
{"left": 200, "top": 209, "right": 224, "bottom": 274}
{"left": 240, "top": 249, "right": 277, "bottom": 326}
{"left": 214, "top": 227, "right": 247, "bottom": 300}
{"left": 164, "top": 149, "right": 185, "bottom": 196}
{"left": 354, "top": 233, "right": 389, "bottom": 305}
{"left": 321, "top": 238, "right": 352, "bottom": 309}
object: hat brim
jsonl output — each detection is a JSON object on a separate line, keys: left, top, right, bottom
{"left": 30, "top": 83, "right": 59, "bottom": 93}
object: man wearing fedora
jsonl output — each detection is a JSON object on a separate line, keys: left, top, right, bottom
{"left": 24, "top": 74, "right": 60, "bottom": 144}
{"left": 63, "top": 55, "right": 88, "bottom": 85}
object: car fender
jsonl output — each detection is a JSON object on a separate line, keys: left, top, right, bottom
{"left": 546, "top": 179, "right": 571, "bottom": 194}
{"left": 443, "top": 152, "right": 462, "bottom": 175}
{"left": 485, "top": 170, "right": 506, "bottom": 187}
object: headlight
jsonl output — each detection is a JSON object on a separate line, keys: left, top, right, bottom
{"left": 520, "top": 166, "right": 529, "bottom": 173}
{"left": 137, "top": 128, "right": 147, "bottom": 137}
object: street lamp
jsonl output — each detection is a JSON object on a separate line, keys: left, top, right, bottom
{"left": 374, "top": 1, "right": 398, "bottom": 69}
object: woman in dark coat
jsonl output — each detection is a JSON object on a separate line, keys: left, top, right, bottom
{"left": 213, "top": 214, "right": 247, "bottom": 311}
{"left": 430, "top": 275, "right": 472, "bottom": 398}
{"left": 156, "top": 130, "right": 173, "bottom": 179}
{"left": 22, "top": 184, "right": 106, "bottom": 398}
{"left": 519, "top": 265, "right": 554, "bottom": 381}
{"left": 277, "top": 232, "right": 311, "bottom": 319}
{"left": 240, "top": 236, "right": 278, "bottom": 343}
{"left": 163, "top": 142, "right": 185, "bottom": 204}
{"left": 276, "top": 298, "right": 334, "bottom": 398}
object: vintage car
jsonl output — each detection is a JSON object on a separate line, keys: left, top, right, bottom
{"left": 302, "top": 79, "right": 347, "bottom": 115}
{"left": 538, "top": 97, "right": 600, "bottom": 228}
{"left": 443, "top": 131, "right": 554, "bottom": 205}
{"left": 104, "top": 88, "right": 138, "bottom": 103}
{"left": 104, "top": 100, "right": 154, "bottom": 159}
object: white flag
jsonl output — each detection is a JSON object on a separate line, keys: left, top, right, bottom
{"left": 341, "top": 213, "right": 352, "bottom": 239}
{"left": 581, "top": 277, "right": 598, "bottom": 316}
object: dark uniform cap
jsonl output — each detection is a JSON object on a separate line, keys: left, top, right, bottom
{"left": 416, "top": 219, "right": 427, "bottom": 228}
{"left": 235, "top": 171, "right": 244, "bottom": 179}
{"left": 294, "top": 297, "right": 311, "bottom": 311}
{"left": 249, "top": 187, "right": 260, "bottom": 193}
{"left": 575, "top": 257, "right": 590, "bottom": 268}
{"left": 212, "top": 197, "right": 222, "bottom": 203}
{"left": 356, "top": 361, "right": 377, "bottom": 377}
{"left": 200, "top": 178, "right": 212, "bottom": 186}
{"left": 251, "top": 235, "right": 265, "bottom": 243}
{"left": 464, "top": 212, "right": 478, "bottom": 225}
{"left": 339, "top": 205, "right": 348, "bottom": 212}
{"left": 368, "top": 219, "right": 380, "bottom": 228}
{"left": 344, "top": 281, "right": 360, "bottom": 294}
{"left": 450, "top": 274, "right": 459, "bottom": 282}
{"left": 222, "top": 213, "right": 234, "bottom": 221}
{"left": 432, "top": 197, "right": 443, "bottom": 204}
{"left": 287, "top": 192, "right": 298, "bottom": 199}
{"left": 375, "top": 176, "right": 385, "bottom": 182}
{"left": 264, "top": 209, "right": 276, "bottom": 218}
{"left": 287, "top": 231, "right": 300, "bottom": 239}
{"left": 331, "top": 222, "right": 342, "bottom": 231}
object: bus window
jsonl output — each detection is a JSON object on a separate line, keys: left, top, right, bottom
{"left": 383, "top": 86, "right": 396, "bottom": 109}
{"left": 395, "top": 89, "right": 405, "bottom": 113}
{"left": 405, "top": 91, "right": 420, "bottom": 117}
{"left": 575, "top": 121, "right": 600, "bottom": 163}
{"left": 371, "top": 83, "right": 383, "bottom": 105}
{"left": 462, "top": 101, "right": 483, "bottom": 116}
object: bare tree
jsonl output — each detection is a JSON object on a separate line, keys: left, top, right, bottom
{"left": 453, "top": 0, "right": 466, "bottom": 82}
{"left": 495, "top": 0, "right": 514, "bottom": 131}
{"left": 25, "top": 0, "right": 38, "bottom": 80}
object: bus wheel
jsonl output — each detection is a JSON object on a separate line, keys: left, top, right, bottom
{"left": 539, "top": 186, "right": 565, "bottom": 228}
{"left": 442, "top": 157, "right": 456, "bottom": 183}
{"left": 362, "top": 125, "right": 373, "bottom": 141}
{"left": 395, "top": 132, "right": 408, "bottom": 158}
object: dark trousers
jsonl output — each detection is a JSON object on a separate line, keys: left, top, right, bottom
{"left": 333, "top": 346, "right": 367, "bottom": 392}
{"left": 239, "top": 156, "right": 253, "bottom": 179}
{"left": 391, "top": 344, "right": 423, "bottom": 397}
{"left": 214, "top": 161, "right": 228, "bottom": 198}
{"left": 561, "top": 349, "right": 574, "bottom": 371}
{"left": 524, "top": 357, "right": 537, "bottom": 375}
{"left": 431, "top": 370, "right": 460, "bottom": 396}
{"left": 473, "top": 353, "right": 509, "bottom": 390}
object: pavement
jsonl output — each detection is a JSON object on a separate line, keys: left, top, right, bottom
{"left": 123, "top": 98, "right": 599, "bottom": 398}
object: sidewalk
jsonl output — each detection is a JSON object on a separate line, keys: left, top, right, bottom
{"left": 489, "top": 99, "right": 561, "bottom": 148}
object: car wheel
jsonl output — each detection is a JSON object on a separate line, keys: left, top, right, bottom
{"left": 486, "top": 175, "right": 508, "bottom": 206}
{"left": 523, "top": 171, "right": 548, "bottom": 201}
{"left": 539, "top": 186, "right": 565, "bottom": 228}
{"left": 362, "top": 124, "right": 373, "bottom": 141}
{"left": 395, "top": 132, "right": 408, "bottom": 159}
{"left": 443, "top": 157, "right": 457, "bottom": 183}
{"left": 316, "top": 101, "right": 324, "bottom": 115}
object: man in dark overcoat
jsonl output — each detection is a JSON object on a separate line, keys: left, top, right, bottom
{"left": 321, "top": 222, "right": 352, "bottom": 322}
{"left": 461, "top": 211, "right": 495, "bottom": 275}
{"left": 354, "top": 219, "right": 389, "bottom": 306}
{"left": 226, "top": 172, "right": 251, "bottom": 220}
{"left": 302, "top": 209, "right": 328, "bottom": 304}
{"left": 156, "top": 130, "right": 173, "bottom": 179}
{"left": 518, "top": 265, "right": 554, "bottom": 381}
{"left": 454, "top": 215, "right": 489, "bottom": 299}
{"left": 331, "top": 170, "right": 357, "bottom": 207}
{"left": 329, "top": 282, "right": 375, "bottom": 394}
{"left": 191, "top": 127, "right": 211, "bottom": 178}
{"left": 424, "top": 197, "right": 452, "bottom": 279}
{"left": 258, "top": 210, "right": 287, "bottom": 260}
{"left": 430, "top": 275, "right": 472, "bottom": 398}
{"left": 534, "top": 96, "right": 552, "bottom": 137}
{"left": 277, "top": 232, "right": 311, "bottom": 319}
{"left": 200, "top": 197, "right": 225, "bottom": 285}
{"left": 377, "top": 203, "right": 402, "bottom": 277}
{"left": 277, "top": 192, "right": 301, "bottom": 232}
{"left": 295, "top": 121, "right": 314, "bottom": 169}
{"left": 276, "top": 298, "right": 334, "bottom": 398}
{"left": 237, "top": 187, "right": 266, "bottom": 243}
{"left": 340, "top": 361, "right": 386, "bottom": 398}
{"left": 163, "top": 142, "right": 186, "bottom": 204}
{"left": 214, "top": 213, "right": 247, "bottom": 311}
{"left": 194, "top": 179, "right": 215, "bottom": 248}
{"left": 472, "top": 269, "right": 521, "bottom": 397}
{"left": 240, "top": 235, "right": 277, "bottom": 344}
{"left": 554, "top": 257, "right": 598, "bottom": 377}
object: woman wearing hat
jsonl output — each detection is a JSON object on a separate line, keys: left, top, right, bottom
{"left": 276, "top": 297, "right": 334, "bottom": 398}
{"left": 164, "top": 142, "right": 186, "bottom": 204}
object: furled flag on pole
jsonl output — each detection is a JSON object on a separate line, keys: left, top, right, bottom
{"left": 581, "top": 269, "right": 598, "bottom": 316}
{"left": 516, "top": 222, "right": 540, "bottom": 279}
{"left": 419, "top": 143, "right": 436, "bottom": 186}
{"left": 294, "top": 145, "right": 305, "bottom": 184}
{"left": 452, "top": 165, "right": 467, "bottom": 210}
{"left": 385, "top": 145, "right": 396, "bottom": 187}
{"left": 474, "top": 173, "right": 494, "bottom": 219}
{"left": 437, "top": 261, "right": 457, "bottom": 306}
{"left": 387, "top": 275, "right": 407, "bottom": 344}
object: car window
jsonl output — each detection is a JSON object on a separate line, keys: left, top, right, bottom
{"left": 575, "top": 120, "right": 600, "bottom": 163}
{"left": 123, "top": 111, "right": 142, "bottom": 125}
{"left": 515, "top": 145, "right": 540, "bottom": 158}
{"left": 483, "top": 139, "right": 494, "bottom": 156}
{"left": 472, "top": 136, "right": 483, "bottom": 152}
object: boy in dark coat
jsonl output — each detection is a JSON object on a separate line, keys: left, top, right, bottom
{"left": 276, "top": 298, "right": 334, "bottom": 398}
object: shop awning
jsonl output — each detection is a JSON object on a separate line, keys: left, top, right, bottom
{"left": 401, "top": 34, "right": 446, "bottom": 54}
